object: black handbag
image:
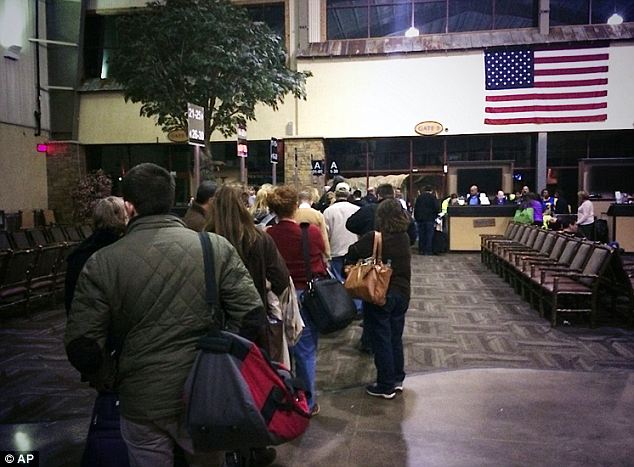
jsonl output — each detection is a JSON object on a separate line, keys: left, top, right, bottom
{"left": 299, "top": 223, "right": 356, "bottom": 334}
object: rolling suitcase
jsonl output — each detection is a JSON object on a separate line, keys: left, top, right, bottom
{"left": 432, "top": 230, "right": 449, "bottom": 254}
{"left": 80, "top": 392, "right": 130, "bottom": 467}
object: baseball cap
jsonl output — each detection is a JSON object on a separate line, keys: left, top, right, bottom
{"left": 335, "top": 182, "right": 351, "bottom": 194}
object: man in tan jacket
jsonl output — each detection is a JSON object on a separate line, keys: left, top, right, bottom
{"left": 294, "top": 190, "right": 331, "bottom": 260}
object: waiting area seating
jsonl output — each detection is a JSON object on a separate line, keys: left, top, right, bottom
{"left": 0, "top": 224, "right": 93, "bottom": 314}
{"left": 481, "top": 223, "right": 634, "bottom": 327}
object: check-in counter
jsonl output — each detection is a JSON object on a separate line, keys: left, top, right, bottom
{"left": 447, "top": 205, "right": 518, "bottom": 251}
{"left": 606, "top": 204, "right": 634, "bottom": 252}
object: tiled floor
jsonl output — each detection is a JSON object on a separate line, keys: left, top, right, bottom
{"left": 1, "top": 252, "right": 633, "bottom": 466}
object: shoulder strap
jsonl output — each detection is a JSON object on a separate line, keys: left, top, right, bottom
{"left": 372, "top": 231, "right": 383, "bottom": 262}
{"left": 299, "top": 223, "right": 313, "bottom": 284}
{"left": 198, "top": 232, "right": 223, "bottom": 329}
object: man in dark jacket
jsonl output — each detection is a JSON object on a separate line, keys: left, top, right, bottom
{"left": 182, "top": 180, "right": 217, "bottom": 231}
{"left": 346, "top": 184, "right": 416, "bottom": 243}
{"left": 65, "top": 163, "right": 262, "bottom": 466}
{"left": 414, "top": 186, "right": 439, "bottom": 255}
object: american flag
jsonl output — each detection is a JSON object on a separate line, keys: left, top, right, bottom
{"left": 484, "top": 44, "right": 609, "bottom": 125}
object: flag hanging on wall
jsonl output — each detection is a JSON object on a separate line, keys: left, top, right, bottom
{"left": 484, "top": 44, "right": 609, "bottom": 125}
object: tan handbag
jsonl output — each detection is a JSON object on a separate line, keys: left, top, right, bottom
{"left": 344, "top": 232, "right": 393, "bottom": 306}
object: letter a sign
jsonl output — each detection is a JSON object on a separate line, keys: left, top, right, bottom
{"left": 311, "top": 160, "right": 324, "bottom": 176}
{"left": 328, "top": 161, "right": 339, "bottom": 175}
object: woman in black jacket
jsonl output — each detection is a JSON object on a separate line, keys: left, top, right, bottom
{"left": 346, "top": 199, "right": 412, "bottom": 400}
{"left": 65, "top": 196, "right": 127, "bottom": 314}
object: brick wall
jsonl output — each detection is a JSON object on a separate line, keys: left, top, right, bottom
{"left": 282, "top": 138, "right": 326, "bottom": 191}
{"left": 46, "top": 142, "right": 87, "bottom": 224}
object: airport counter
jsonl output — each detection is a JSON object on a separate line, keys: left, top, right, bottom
{"left": 447, "top": 205, "right": 519, "bottom": 251}
{"left": 607, "top": 204, "right": 634, "bottom": 253}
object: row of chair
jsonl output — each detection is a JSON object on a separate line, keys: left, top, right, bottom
{"left": 0, "top": 242, "right": 75, "bottom": 313}
{"left": 481, "top": 223, "right": 633, "bottom": 327}
{"left": 0, "top": 225, "right": 93, "bottom": 252}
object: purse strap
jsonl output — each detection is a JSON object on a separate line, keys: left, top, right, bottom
{"left": 198, "top": 232, "right": 224, "bottom": 331}
{"left": 372, "top": 231, "right": 383, "bottom": 262}
{"left": 299, "top": 223, "right": 314, "bottom": 285}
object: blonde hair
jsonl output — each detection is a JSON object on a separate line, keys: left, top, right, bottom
{"left": 309, "top": 187, "right": 320, "bottom": 204}
{"left": 577, "top": 190, "right": 590, "bottom": 201}
{"left": 250, "top": 184, "right": 274, "bottom": 215}
{"left": 93, "top": 196, "right": 127, "bottom": 234}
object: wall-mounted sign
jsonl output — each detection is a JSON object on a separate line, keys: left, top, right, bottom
{"left": 237, "top": 124, "right": 248, "bottom": 158}
{"left": 328, "top": 161, "right": 340, "bottom": 175}
{"left": 270, "top": 138, "right": 278, "bottom": 164}
{"left": 168, "top": 129, "right": 188, "bottom": 143}
{"left": 415, "top": 121, "right": 444, "bottom": 136}
{"left": 311, "top": 160, "right": 324, "bottom": 176}
{"left": 187, "top": 102, "right": 205, "bottom": 146}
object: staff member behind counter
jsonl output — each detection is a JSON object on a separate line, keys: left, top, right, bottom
{"left": 465, "top": 185, "right": 490, "bottom": 206}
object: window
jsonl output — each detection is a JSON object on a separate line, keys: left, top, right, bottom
{"left": 588, "top": 130, "right": 634, "bottom": 159}
{"left": 550, "top": 0, "right": 589, "bottom": 26}
{"left": 547, "top": 132, "right": 588, "bottom": 167}
{"left": 447, "top": 135, "right": 490, "bottom": 162}
{"left": 413, "top": 137, "right": 444, "bottom": 166}
{"left": 83, "top": 15, "right": 119, "bottom": 80}
{"left": 591, "top": 0, "right": 634, "bottom": 24}
{"left": 492, "top": 134, "right": 534, "bottom": 167}
{"left": 326, "top": 0, "right": 537, "bottom": 39}
{"left": 245, "top": 3, "right": 286, "bottom": 40}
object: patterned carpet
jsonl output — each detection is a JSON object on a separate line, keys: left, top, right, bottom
{"left": 1, "top": 252, "right": 633, "bottom": 425}
{"left": 316, "top": 252, "right": 634, "bottom": 391}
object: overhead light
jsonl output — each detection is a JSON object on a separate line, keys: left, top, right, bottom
{"left": 405, "top": 26, "right": 419, "bottom": 38}
{"left": 607, "top": 13, "right": 623, "bottom": 25}
{"left": 3, "top": 45, "right": 21, "bottom": 61}
{"left": 405, "top": 0, "right": 419, "bottom": 37}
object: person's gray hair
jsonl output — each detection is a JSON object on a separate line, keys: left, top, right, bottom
{"left": 93, "top": 196, "right": 127, "bottom": 233}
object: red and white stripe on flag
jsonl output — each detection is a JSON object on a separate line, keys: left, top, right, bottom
{"left": 484, "top": 45, "right": 609, "bottom": 125}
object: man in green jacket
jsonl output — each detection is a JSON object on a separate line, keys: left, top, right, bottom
{"left": 65, "top": 163, "right": 262, "bottom": 467}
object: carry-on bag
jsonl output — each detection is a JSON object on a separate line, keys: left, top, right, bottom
{"left": 343, "top": 232, "right": 392, "bottom": 306}
{"left": 299, "top": 223, "right": 357, "bottom": 334}
{"left": 184, "top": 233, "right": 311, "bottom": 452}
{"left": 80, "top": 392, "right": 130, "bottom": 467}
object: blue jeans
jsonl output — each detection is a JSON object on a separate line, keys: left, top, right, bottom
{"left": 294, "top": 290, "right": 319, "bottom": 410}
{"left": 363, "top": 292, "right": 409, "bottom": 391}
{"left": 417, "top": 221, "right": 435, "bottom": 255}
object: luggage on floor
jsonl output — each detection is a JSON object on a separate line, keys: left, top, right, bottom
{"left": 432, "top": 230, "right": 449, "bottom": 254}
{"left": 81, "top": 392, "right": 130, "bottom": 467}
{"left": 594, "top": 219, "right": 609, "bottom": 243}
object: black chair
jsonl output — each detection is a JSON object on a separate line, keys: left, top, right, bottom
{"left": 79, "top": 224, "right": 94, "bottom": 239}
{"left": 0, "top": 249, "right": 37, "bottom": 313}
{"left": 27, "top": 228, "right": 50, "bottom": 247}
{"left": 0, "top": 250, "right": 10, "bottom": 286}
{"left": 48, "top": 226, "right": 67, "bottom": 243}
{"left": 0, "top": 231, "right": 11, "bottom": 251}
{"left": 10, "top": 230, "right": 31, "bottom": 250}
{"left": 28, "top": 245, "right": 65, "bottom": 307}
{"left": 63, "top": 226, "right": 83, "bottom": 243}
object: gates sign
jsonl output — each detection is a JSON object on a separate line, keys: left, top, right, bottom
{"left": 414, "top": 121, "right": 444, "bottom": 136}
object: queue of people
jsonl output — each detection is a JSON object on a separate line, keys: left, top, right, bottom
{"left": 64, "top": 167, "right": 415, "bottom": 467}
{"left": 64, "top": 166, "right": 610, "bottom": 467}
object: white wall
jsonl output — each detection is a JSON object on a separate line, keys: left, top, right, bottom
{"left": 296, "top": 42, "right": 634, "bottom": 138}
{"left": 78, "top": 92, "right": 296, "bottom": 143}
{"left": 0, "top": 0, "right": 49, "bottom": 212}
{"left": 78, "top": 42, "right": 634, "bottom": 144}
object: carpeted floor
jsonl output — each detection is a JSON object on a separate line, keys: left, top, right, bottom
{"left": 1, "top": 251, "right": 633, "bottom": 466}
